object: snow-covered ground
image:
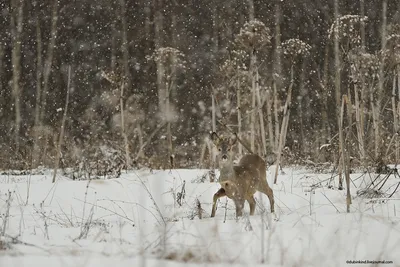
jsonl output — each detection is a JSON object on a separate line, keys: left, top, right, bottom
{"left": 0, "top": 166, "right": 399, "bottom": 267}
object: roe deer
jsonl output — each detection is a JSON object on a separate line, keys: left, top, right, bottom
{"left": 210, "top": 132, "right": 275, "bottom": 218}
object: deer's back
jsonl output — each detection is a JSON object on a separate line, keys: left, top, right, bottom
{"left": 232, "top": 154, "right": 266, "bottom": 196}
{"left": 238, "top": 154, "right": 266, "bottom": 180}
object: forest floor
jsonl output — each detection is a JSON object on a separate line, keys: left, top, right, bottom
{"left": 0, "top": 165, "right": 399, "bottom": 267}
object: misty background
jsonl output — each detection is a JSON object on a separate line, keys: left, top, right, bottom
{"left": 1, "top": 0, "right": 400, "bottom": 176}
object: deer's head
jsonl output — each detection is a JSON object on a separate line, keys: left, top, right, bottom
{"left": 210, "top": 132, "right": 237, "bottom": 162}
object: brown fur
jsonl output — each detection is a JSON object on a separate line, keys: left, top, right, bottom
{"left": 210, "top": 132, "right": 274, "bottom": 218}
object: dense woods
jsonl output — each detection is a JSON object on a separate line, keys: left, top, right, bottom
{"left": 1, "top": 0, "right": 400, "bottom": 174}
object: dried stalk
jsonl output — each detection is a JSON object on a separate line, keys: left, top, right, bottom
{"left": 266, "top": 87, "right": 274, "bottom": 153}
{"left": 236, "top": 77, "right": 243, "bottom": 156}
{"left": 342, "top": 95, "right": 352, "bottom": 212}
{"left": 274, "top": 65, "right": 294, "bottom": 184}
{"left": 120, "top": 82, "right": 131, "bottom": 169}
{"left": 250, "top": 50, "right": 257, "bottom": 151}
{"left": 392, "top": 69, "right": 399, "bottom": 163}
{"left": 256, "top": 70, "right": 267, "bottom": 157}
{"left": 52, "top": 66, "right": 71, "bottom": 183}
{"left": 273, "top": 81, "right": 280, "bottom": 151}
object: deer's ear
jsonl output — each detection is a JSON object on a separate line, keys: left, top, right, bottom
{"left": 229, "top": 133, "right": 238, "bottom": 146}
{"left": 210, "top": 132, "right": 219, "bottom": 144}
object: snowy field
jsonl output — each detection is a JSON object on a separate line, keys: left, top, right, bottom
{"left": 0, "top": 166, "right": 399, "bottom": 267}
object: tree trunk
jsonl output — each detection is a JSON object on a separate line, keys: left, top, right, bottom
{"left": 210, "top": 93, "right": 216, "bottom": 182}
{"left": 353, "top": 0, "right": 366, "bottom": 165}
{"left": 334, "top": 0, "right": 344, "bottom": 190}
{"left": 33, "top": 7, "right": 43, "bottom": 168}
{"left": 212, "top": 1, "right": 219, "bottom": 62}
{"left": 120, "top": 82, "right": 130, "bottom": 169}
{"left": 266, "top": 86, "right": 274, "bottom": 155}
{"left": 273, "top": 1, "right": 282, "bottom": 153}
{"left": 341, "top": 96, "right": 352, "bottom": 212}
{"left": 237, "top": 77, "right": 243, "bottom": 156}
{"left": 10, "top": 0, "right": 24, "bottom": 151}
{"left": 154, "top": 0, "right": 166, "bottom": 118}
{"left": 397, "top": 66, "right": 400, "bottom": 164}
{"left": 321, "top": 44, "right": 331, "bottom": 143}
{"left": 354, "top": 81, "right": 365, "bottom": 162}
{"left": 374, "top": 0, "right": 387, "bottom": 159}
{"left": 360, "top": 0, "right": 365, "bottom": 49}
{"left": 250, "top": 50, "right": 257, "bottom": 152}
{"left": 392, "top": 71, "right": 399, "bottom": 163}
{"left": 40, "top": 0, "right": 58, "bottom": 124}
{"left": 120, "top": 0, "right": 131, "bottom": 92}
{"left": 273, "top": 81, "right": 280, "bottom": 153}
{"left": 111, "top": 15, "right": 117, "bottom": 71}
{"left": 119, "top": 0, "right": 131, "bottom": 169}
{"left": 0, "top": 43, "right": 3, "bottom": 109}
{"left": 298, "top": 59, "right": 306, "bottom": 154}
{"left": 256, "top": 70, "right": 267, "bottom": 157}
{"left": 247, "top": 0, "right": 255, "bottom": 21}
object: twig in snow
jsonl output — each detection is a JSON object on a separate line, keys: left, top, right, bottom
{"left": 321, "top": 192, "right": 341, "bottom": 213}
{"left": 137, "top": 178, "right": 166, "bottom": 226}
{"left": 176, "top": 180, "right": 186, "bottom": 207}
{"left": 1, "top": 191, "right": 12, "bottom": 237}
{"left": 388, "top": 182, "right": 400, "bottom": 198}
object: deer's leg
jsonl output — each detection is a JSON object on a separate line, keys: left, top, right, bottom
{"left": 259, "top": 182, "right": 275, "bottom": 213}
{"left": 234, "top": 198, "right": 245, "bottom": 217}
{"left": 211, "top": 188, "right": 226, "bottom": 217}
{"left": 247, "top": 196, "right": 256, "bottom": 215}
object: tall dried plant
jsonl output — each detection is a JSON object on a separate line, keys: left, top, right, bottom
{"left": 274, "top": 39, "right": 311, "bottom": 184}
{"left": 235, "top": 19, "right": 271, "bottom": 156}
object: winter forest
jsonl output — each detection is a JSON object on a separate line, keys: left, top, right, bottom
{"left": 0, "top": 0, "right": 400, "bottom": 173}
{"left": 2, "top": 1, "right": 400, "bottom": 266}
